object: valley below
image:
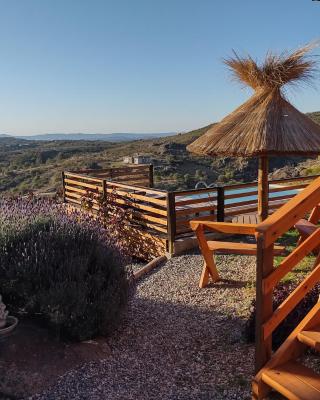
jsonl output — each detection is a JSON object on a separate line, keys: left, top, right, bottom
{"left": 1, "top": 111, "right": 320, "bottom": 195}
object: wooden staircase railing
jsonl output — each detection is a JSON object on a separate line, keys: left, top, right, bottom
{"left": 253, "top": 176, "right": 320, "bottom": 399}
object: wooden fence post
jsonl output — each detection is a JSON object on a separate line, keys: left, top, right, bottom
{"left": 102, "top": 179, "right": 107, "bottom": 200}
{"left": 149, "top": 164, "right": 154, "bottom": 188}
{"left": 217, "top": 186, "right": 225, "bottom": 222}
{"left": 61, "top": 171, "right": 66, "bottom": 203}
{"left": 167, "top": 192, "right": 176, "bottom": 255}
{"left": 255, "top": 233, "right": 274, "bottom": 372}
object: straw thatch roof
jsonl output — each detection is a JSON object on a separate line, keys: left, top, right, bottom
{"left": 187, "top": 44, "right": 320, "bottom": 157}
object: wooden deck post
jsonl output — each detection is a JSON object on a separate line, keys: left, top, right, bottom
{"left": 255, "top": 232, "right": 274, "bottom": 372}
{"left": 217, "top": 186, "right": 225, "bottom": 222}
{"left": 167, "top": 192, "right": 176, "bottom": 255}
{"left": 61, "top": 171, "right": 66, "bottom": 203}
{"left": 258, "top": 156, "right": 269, "bottom": 221}
{"left": 149, "top": 164, "right": 154, "bottom": 188}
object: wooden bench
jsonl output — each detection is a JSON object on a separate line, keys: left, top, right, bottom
{"left": 190, "top": 220, "right": 285, "bottom": 288}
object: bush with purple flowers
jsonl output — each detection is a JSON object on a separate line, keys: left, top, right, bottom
{"left": 0, "top": 197, "right": 131, "bottom": 341}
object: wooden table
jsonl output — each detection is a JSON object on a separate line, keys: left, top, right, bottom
{"left": 232, "top": 213, "right": 260, "bottom": 224}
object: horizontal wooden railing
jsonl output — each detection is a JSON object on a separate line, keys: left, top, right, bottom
{"left": 222, "top": 175, "right": 318, "bottom": 220}
{"left": 255, "top": 175, "right": 320, "bottom": 372}
{"left": 66, "top": 164, "right": 153, "bottom": 188}
{"left": 174, "top": 188, "right": 217, "bottom": 237}
{"left": 62, "top": 170, "right": 218, "bottom": 253}
{"left": 62, "top": 168, "right": 320, "bottom": 255}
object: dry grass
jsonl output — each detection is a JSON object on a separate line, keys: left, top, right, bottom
{"left": 188, "top": 43, "right": 320, "bottom": 157}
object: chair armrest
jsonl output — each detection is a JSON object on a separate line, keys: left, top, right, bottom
{"left": 190, "top": 220, "right": 257, "bottom": 235}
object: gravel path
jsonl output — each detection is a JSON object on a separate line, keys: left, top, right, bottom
{"left": 31, "top": 252, "right": 258, "bottom": 400}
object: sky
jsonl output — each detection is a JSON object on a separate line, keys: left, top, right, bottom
{"left": 0, "top": 0, "right": 319, "bottom": 136}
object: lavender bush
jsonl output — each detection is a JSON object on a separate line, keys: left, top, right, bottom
{"left": 0, "top": 197, "right": 130, "bottom": 341}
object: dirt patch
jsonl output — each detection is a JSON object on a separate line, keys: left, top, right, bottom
{"left": 0, "top": 319, "right": 111, "bottom": 399}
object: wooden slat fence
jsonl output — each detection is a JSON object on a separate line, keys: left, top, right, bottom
{"left": 62, "top": 168, "right": 320, "bottom": 255}
{"left": 174, "top": 188, "right": 217, "bottom": 236}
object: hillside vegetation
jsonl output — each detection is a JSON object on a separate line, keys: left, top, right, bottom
{"left": 1, "top": 112, "right": 320, "bottom": 195}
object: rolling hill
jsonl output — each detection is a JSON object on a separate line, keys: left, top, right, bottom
{"left": 1, "top": 112, "right": 320, "bottom": 195}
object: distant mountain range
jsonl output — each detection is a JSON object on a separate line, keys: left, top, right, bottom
{"left": 0, "top": 132, "right": 176, "bottom": 142}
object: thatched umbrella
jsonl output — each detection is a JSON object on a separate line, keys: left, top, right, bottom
{"left": 187, "top": 44, "right": 320, "bottom": 221}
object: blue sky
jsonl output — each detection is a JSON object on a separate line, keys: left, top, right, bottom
{"left": 0, "top": 0, "right": 319, "bottom": 135}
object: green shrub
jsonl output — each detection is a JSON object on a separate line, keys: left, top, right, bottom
{"left": 0, "top": 198, "right": 131, "bottom": 341}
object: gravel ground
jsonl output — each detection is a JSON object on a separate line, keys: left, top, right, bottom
{"left": 31, "top": 252, "right": 259, "bottom": 400}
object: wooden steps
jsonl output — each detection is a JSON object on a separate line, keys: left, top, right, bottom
{"left": 254, "top": 305, "right": 320, "bottom": 399}
{"left": 262, "top": 361, "right": 320, "bottom": 400}
{"left": 298, "top": 325, "right": 320, "bottom": 352}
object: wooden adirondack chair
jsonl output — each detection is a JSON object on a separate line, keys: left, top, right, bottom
{"left": 190, "top": 220, "right": 285, "bottom": 288}
{"left": 295, "top": 204, "right": 320, "bottom": 259}
{"left": 295, "top": 204, "right": 320, "bottom": 239}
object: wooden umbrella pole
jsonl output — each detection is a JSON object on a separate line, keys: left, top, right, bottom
{"left": 258, "top": 156, "right": 269, "bottom": 221}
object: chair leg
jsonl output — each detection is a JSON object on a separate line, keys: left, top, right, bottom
{"left": 199, "top": 262, "right": 210, "bottom": 288}
{"left": 199, "top": 252, "right": 220, "bottom": 288}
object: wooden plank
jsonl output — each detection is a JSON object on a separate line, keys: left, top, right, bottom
{"left": 263, "top": 262, "right": 320, "bottom": 340}
{"left": 217, "top": 186, "right": 225, "bottom": 222}
{"left": 269, "top": 193, "right": 297, "bottom": 202}
{"left": 64, "top": 172, "right": 104, "bottom": 183}
{"left": 190, "top": 220, "right": 257, "bottom": 235}
{"left": 207, "top": 241, "right": 284, "bottom": 255}
{"left": 255, "top": 233, "right": 274, "bottom": 372}
{"left": 309, "top": 204, "right": 320, "bottom": 224}
{"left": 225, "top": 205, "right": 258, "bottom": 217}
{"left": 224, "top": 198, "right": 257, "bottom": 209}
{"left": 195, "top": 225, "right": 220, "bottom": 287}
{"left": 298, "top": 325, "right": 320, "bottom": 351}
{"left": 177, "top": 214, "right": 215, "bottom": 228}
{"left": 173, "top": 187, "right": 217, "bottom": 196}
{"left": 65, "top": 197, "right": 100, "bottom": 212}
{"left": 175, "top": 196, "right": 217, "bottom": 206}
{"left": 176, "top": 205, "right": 215, "bottom": 216}
{"left": 262, "top": 362, "right": 320, "bottom": 400}
{"left": 258, "top": 156, "right": 269, "bottom": 221}
{"left": 253, "top": 302, "right": 320, "bottom": 399}
{"left": 222, "top": 182, "right": 257, "bottom": 191}
{"left": 128, "top": 218, "right": 168, "bottom": 234}
{"left": 61, "top": 171, "right": 66, "bottom": 203}
{"left": 111, "top": 198, "right": 167, "bottom": 216}
{"left": 64, "top": 185, "right": 89, "bottom": 195}
{"left": 105, "top": 188, "right": 167, "bottom": 206}
{"left": 110, "top": 174, "right": 150, "bottom": 182}
{"left": 131, "top": 212, "right": 167, "bottom": 226}
{"left": 65, "top": 190, "right": 83, "bottom": 199}
{"left": 269, "top": 183, "right": 308, "bottom": 193}
{"left": 115, "top": 179, "right": 151, "bottom": 187}
{"left": 65, "top": 196, "right": 81, "bottom": 205}
{"left": 257, "top": 176, "right": 320, "bottom": 247}
{"left": 105, "top": 180, "right": 167, "bottom": 195}
{"left": 263, "top": 228, "right": 320, "bottom": 294}
{"left": 268, "top": 201, "right": 286, "bottom": 210}
{"left": 167, "top": 192, "right": 176, "bottom": 254}
{"left": 149, "top": 164, "right": 154, "bottom": 188}
{"left": 224, "top": 190, "right": 258, "bottom": 200}
{"left": 64, "top": 178, "right": 103, "bottom": 191}
{"left": 232, "top": 215, "right": 245, "bottom": 224}
{"left": 269, "top": 175, "right": 319, "bottom": 185}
